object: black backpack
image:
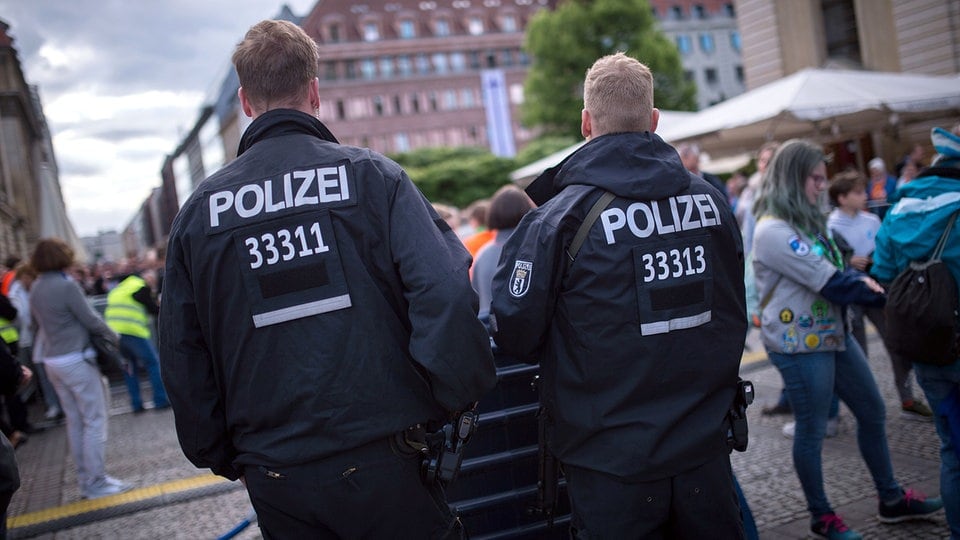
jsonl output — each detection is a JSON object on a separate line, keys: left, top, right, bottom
{"left": 883, "top": 210, "right": 960, "bottom": 366}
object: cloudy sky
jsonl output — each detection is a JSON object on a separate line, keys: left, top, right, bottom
{"left": 1, "top": 0, "right": 317, "bottom": 237}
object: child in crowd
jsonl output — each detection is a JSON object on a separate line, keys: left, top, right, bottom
{"left": 827, "top": 171, "right": 933, "bottom": 420}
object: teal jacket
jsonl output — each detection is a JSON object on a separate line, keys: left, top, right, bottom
{"left": 872, "top": 166, "right": 960, "bottom": 302}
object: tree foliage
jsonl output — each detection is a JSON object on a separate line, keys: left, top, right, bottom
{"left": 522, "top": 0, "right": 697, "bottom": 138}
{"left": 389, "top": 137, "right": 579, "bottom": 209}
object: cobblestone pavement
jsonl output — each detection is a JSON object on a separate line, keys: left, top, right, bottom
{"left": 5, "top": 328, "right": 950, "bottom": 539}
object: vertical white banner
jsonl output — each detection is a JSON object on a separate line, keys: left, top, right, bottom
{"left": 481, "top": 69, "right": 516, "bottom": 158}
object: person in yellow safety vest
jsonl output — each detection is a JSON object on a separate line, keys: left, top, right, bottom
{"left": 105, "top": 271, "right": 169, "bottom": 413}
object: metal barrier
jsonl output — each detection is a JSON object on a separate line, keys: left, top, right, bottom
{"left": 446, "top": 353, "right": 570, "bottom": 539}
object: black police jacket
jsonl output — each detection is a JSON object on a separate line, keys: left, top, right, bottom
{"left": 159, "top": 110, "right": 497, "bottom": 480}
{"left": 491, "top": 132, "right": 747, "bottom": 481}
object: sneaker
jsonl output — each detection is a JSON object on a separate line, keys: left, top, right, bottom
{"left": 811, "top": 513, "right": 862, "bottom": 540}
{"left": 900, "top": 401, "right": 934, "bottom": 422}
{"left": 877, "top": 489, "right": 943, "bottom": 523}
{"left": 83, "top": 477, "right": 133, "bottom": 499}
{"left": 762, "top": 402, "right": 792, "bottom": 415}
{"left": 782, "top": 418, "right": 839, "bottom": 439}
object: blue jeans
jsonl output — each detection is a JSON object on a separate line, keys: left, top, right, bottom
{"left": 768, "top": 335, "right": 901, "bottom": 518}
{"left": 913, "top": 360, "right": 960, "bottom": 537}
{"left": 119, "top": 335, "right": 169, "bottom": 410}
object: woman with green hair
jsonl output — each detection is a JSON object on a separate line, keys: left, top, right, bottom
{"left": 751, "top": 139, "right": 942, "bottom": 539}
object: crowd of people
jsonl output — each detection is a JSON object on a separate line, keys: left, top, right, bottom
{"left": 0, "top": 19, "right": 955, "bottom": 540}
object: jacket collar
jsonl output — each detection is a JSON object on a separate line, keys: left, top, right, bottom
{"left": 237, "top": 109, "right": 339, "bottom": 157}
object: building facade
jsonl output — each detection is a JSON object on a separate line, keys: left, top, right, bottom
{"left": 735, "top": 0, "right": 960, "bottom": 170}
{"left": 651, "top": 0, "right": 746, "bottom": 109}
{"left": 0, "top": 20, "right": 84, "bottom": 262}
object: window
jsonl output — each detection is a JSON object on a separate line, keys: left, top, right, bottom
{"left": 373, "top": 96, "right": 384, "bottom": 116}
{"left": 450, "top": 52, "right": 466, "bottom": 72}
{"left": 328, "top": 24, "right": 341, "bottom": 43}
{"left": 324, "top": 61, "right": 337, "bottom": 81}
{"left": 433, "top": 53, "right": 448, "bottom": 74}
{"left": 676, "top": 35, "right": 693, "bottom": 56}
{"left": 393, "top": 95, "right": 403, "bottom": 114}
{"left": 684, "top": 69, "right": 694, "bottom": 82}
{"left": 435, "top": 19, "right": 450, "bottom": 36}
{"left": 344, "top": 60, "right": 357, "bottom": 79}
{"left": 671, "top": 5, "right": 683, "bottom": 19}
{"left": 443, "top": 90, "right": 457, "bottom": 109}
{"left": 724, "top": 3, "right": 736, "bottom": 17}
{"left": 500, "top": 49, "right": 514, "bottom": 67}
{"left": 822, "top": 0, "right": 861, "bottom": 64}
{"left": 501, "top": 14, "right": 517, "bottom": 32}
{"left": 735, "top": 65, "right": 744, "bottom": 83}
{"left": 416, "top": 54, "right": 431, "bottom": 75}
{"left": 730, "top": 31, "right": 741, "bottom": 52}
{"left": 693, "top": 4, "right": 706, "bottom": 19}
{"left": 461, "top": 89, "right": 475, "bottom": 108}
{"left": 336, "top": 100, "right": 346, "bottom": 120}
{"left": 699, "top": 33, "right": 716, "bottom": 54}
{"left": 380, "top": 57, "right": 394, "bottom": 78}
{"left": 399, "top": 20, "right": 416, "bottom": 39}
{"left": 397, "top": 55, "right": 413, "bottom": 77}
{"left": 395, "top": 133, "right": 410, "bottom": 153}
{"left": 428, "top": 92, "right": 439, "bottom": 111}
{"left": 469, "top": 51, "right": 481, "bottom": 69}
{"left": 410, "top": 94, "right": 420, "bottom": 113}
{"left": 361, "top": 58, "right": 376, "bottom": 80}
{"left": 363, "top": 22, "right": 380, "bottom": 42}
{"left": 468, "top": 16, "right": 484, "bottom": 35}
{"left": 705, "top": 68, "right": 718, "bottom": 85}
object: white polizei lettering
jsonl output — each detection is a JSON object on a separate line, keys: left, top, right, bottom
{"left": 678, "top": 195, "right": 701, "bottom": 230}
{"left": 706, "top": 193, "right": 721, "bottom": 226}
{"left": 294, "top": 170, "right": 318, "bottom": 206}
{"left": 693, "top": 194, "right": 718, "bottom": 227}
{"left": 626, "top": 202, "right": 655, "bottom": 238}
{"left": 669, "top": 197, "right": 682, "bottom": 230}
{"left": 263, "top": 180, "right": 286, "bottom": 212}
{"left": 283, "top": 173, "right": 294, "bottom": 207}
{"left": 600, "top": 208, "right": 626, "bottom": 245}
{"left": 338, "top": 165, "right": 350, "bottom": 200}
{"left": 650, "top": 201, "right": 675, "bottom": 234}
{"left": 317, "top": 166, "right": 343, "bottom": 203}
{"left": 235, "top": 184, "right": 265, "bottom": 218}
{"left": 209, "top": 191, "right": 234, "bottom": 227}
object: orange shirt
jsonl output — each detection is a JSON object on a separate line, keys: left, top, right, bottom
{"left": 463, "top": 229, "right": 495, "bottom": 259}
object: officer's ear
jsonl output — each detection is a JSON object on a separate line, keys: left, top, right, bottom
{"left": 581, "top": 109, "right": 592, "bottom": 140}
{"left": 649, "top": 108, "right": 660, "bottom": 133}
{"left": 238, "top": 87, "right": 255, "bottom": 119}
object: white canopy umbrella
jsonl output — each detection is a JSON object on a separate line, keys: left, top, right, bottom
{"left": 658, "top": 68, "right": 960, "bottom": 158}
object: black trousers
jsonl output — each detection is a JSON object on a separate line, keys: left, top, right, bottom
{"left": 564, "top": 453, "right": 744, "bottom": 540}
{"left": 243, "top": 436, "right": 463, "bottom": 540}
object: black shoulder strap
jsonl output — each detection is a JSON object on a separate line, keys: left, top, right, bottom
{"left": 565, "top": 191, "right": 616, "bottom": 270}
{"left": 931, "top": 210, "right": 960, "bottom": 262}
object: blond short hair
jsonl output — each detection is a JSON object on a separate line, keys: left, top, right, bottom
{"left": 232, "top": 20, "right": 319, "bottom": 111}
{"left": 583, "top": 52, "right": 654, "bottom": 136}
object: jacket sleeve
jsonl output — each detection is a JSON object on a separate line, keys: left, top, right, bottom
{"left": 490, "top": 212, "right": 563, "bottom": 363}
{"left": 820, "top": 269, "right": 886, "bottom": 308}
{"left": 158, "top": 232, "right": 240, "bottom": 480}
{"left": 132, "top": 286, "right": 160, "bottom": 316}
{"left": 870, "top": 224, "right": 900, "bottom": 284}
{"left": 388, "top": 171, "right": 497, "bottom": 413}
{"left": 64, "top": 282, "right": 115, "bottom": 340}
{"left": 753, "top": 221, "right": 837, "bottom": 294}
{"left": 0, "top": 295, "right": 16, "bottom": 322}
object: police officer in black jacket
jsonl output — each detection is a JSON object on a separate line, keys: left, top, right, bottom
{"left": 491, "top": 53, "right": 748, "bottom": 539}
{"left": 158, "top": 20, "right": 496, "bottom": 539}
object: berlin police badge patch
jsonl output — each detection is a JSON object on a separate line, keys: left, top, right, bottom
{"left": 509, "top": 260, "right": 533, "bottom": 298}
